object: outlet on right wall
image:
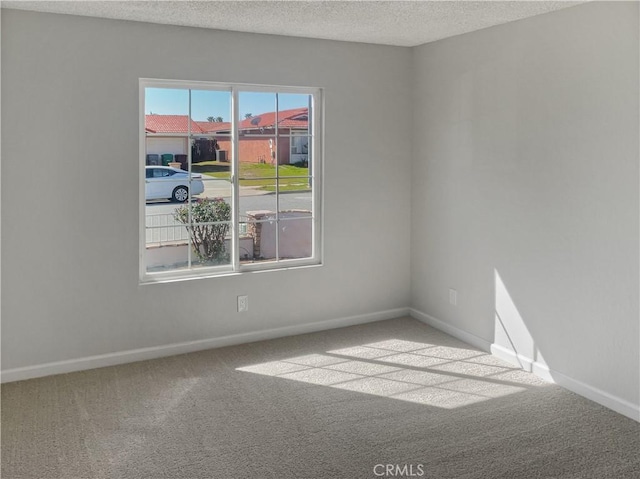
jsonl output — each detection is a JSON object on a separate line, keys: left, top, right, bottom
{"left": 411, "top": 1, "right": 639, "bottom": 419}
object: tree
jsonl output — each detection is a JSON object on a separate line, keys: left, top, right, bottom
{"left": 207, "top": 116, "right": 215, "bottom": 122}
{"left": 244, "top": 113, "right": 252, "bottom": 119}
{"left": 215, "top": 116, "right": 224, "bottom": 122}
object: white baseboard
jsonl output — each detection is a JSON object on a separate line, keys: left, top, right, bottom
{"left": 5, "top": 306, "right": 638, "bottom": 423}
{"left": 1, "top": 307, "right": 409, "bottom": 384}
{"left": 410, "top": 308, "right": 639, "bottom": 423}
{"left": 409, "top": 308, "right": 491, "bottom": 351}
{"left": 490, "top": 343, "right": 556, "bottom": 383}
{"left": 540, "top": 364, "right": 639, "bottom": 421}
{"left": 490, "top": 343, "right": 536, "bottom": 373}
{"left": 492, "top": 340, "right": 639, "bottom": 421}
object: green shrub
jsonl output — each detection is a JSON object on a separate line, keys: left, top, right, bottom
{"left": 174, "top": 198, "right": 231, "bottom": 264}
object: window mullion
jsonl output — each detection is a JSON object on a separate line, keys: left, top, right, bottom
{"left": 275, "top": 93, "right": 280, "bottom": 262}
{"left": 187, "top": 89, "right": 193, "bottom": 269}
{"left": 232, "top": 87, "right": 240, "bottom": 272}
{"left": 313, "top": 90, "right": 322, "bottom": 261}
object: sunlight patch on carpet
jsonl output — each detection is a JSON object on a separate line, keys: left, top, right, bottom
{"left": 237, "top": 339, "right": 540, "bottom": 409}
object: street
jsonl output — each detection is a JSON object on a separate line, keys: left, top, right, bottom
{"left": 145, "top": 189, "right": 312, "bottom": 219}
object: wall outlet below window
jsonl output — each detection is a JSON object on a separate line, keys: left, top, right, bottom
{"left": 237, "top": 295, "right": 249, "bottom": 312}
{"left": 449, "top": 289, "right": 457, "bottom": 306}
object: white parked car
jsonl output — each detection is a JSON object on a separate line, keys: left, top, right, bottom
{"left": 145, "top": 166, "right": 205, "bottom": 202}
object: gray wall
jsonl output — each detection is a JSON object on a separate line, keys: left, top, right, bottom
{"left": 1, "top": 10, "right": 412, "bottom": 369}
{"left": 411, "top": 2, "right": 639, "bottom": 408}
{"left": 2, "top": 3, "right": 639, "bottom": 417}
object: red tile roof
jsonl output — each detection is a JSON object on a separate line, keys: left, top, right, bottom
{"left": 145, "top": 108, "right": 308, "bottom": 134}
{"left": 196, "top": 121, "right": 231, "bottom": 133}
{"left": 145, "top": 115, "right": 205, "bottom": 134}
{"left": 239, "top": 108, "right": 309, "bottom": 130}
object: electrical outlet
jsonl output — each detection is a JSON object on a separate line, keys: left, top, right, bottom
{"left": 237, "top": 295, "right": 249, "bottom": 312}
{"left": 449, "top": 289, "right": 457, "bottom": 306}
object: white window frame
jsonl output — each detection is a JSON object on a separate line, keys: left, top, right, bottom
{"left": 139, "top": 79, "right": 323, "bottom": 284}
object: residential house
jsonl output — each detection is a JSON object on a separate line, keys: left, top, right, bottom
{"left": 145, "top": 108, "right": 309, "bottom": 165}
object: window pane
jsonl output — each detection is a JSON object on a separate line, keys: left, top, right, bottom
{"left": 190, "top": 90, "right": 231, "bottom": 128}
{"left": 280, "top": 134, "right": 310, "bottom": 168}
{"left": 239, "top": 179, "right": 277, "bottom": 222}
{"left": 244, "top": 217, "right": 277, "bottom": 263}
{"left": 190, "top": 89, "right": 232, "bottom": 165}
{"left": 238, "top": 226, "right": 255, "bottom": 263}
{"left": 277, "top": 92, "right": 313, "bottom": 113}
{"left": 192, "top": 160, "right": 231, "bottom": 183}
{"left": 238, "top": 91, "right": 277, "bottom": 133}
{"left": 238, "top": 161, "right": 276, "bottom": 180}
{"left": 199, "top": 177, "right": 232, "bottom": 203}
{"left": 145, "top": 242, "right": 191, "bottom": 273}
{"left": 278, "top": 179, "right": 313, "bottom": 214}
{"left": 178, "top": 198, "right": 232, "bottom": 268}
{"left": 238, "top": 92, "right": 276, "bottom": 166}
{"left": 278, "top": 216, "right": 313, "bottom": 260}
{"left": 146, "top": 87, "right": 189, "bottom": 115}
{"left": 277, "top": 92, "right": 310, "bottom": 173}
{"left": 277, "top": 93, "right": 311, "bottom": 168}
{"left": 145, "top": 209, "right": 191, "bottom": 273}
{"left": 238, "top": 134, "right": 276, "bottom": 165}
{"left": 188, "top": 219, "right": 233, "bottom": 269}
{"left": 145, "top": 88, "right": 189, "bottom": 167}
{"left": 277, "top": 154, "right": 311, "bottom": 193}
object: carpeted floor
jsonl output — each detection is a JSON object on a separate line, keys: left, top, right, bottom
{"left": 2, "top": 317, "right": 639, "bottom": 479}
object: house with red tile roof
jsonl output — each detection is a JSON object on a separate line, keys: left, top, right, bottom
{"left": 145, "top": 115, "right": 204, "bottom": 160}
{"left": 195, "top": 121, "right": 231, "bottom": 133}
{"left": 145, "top": 108, "right": 309, "bottom": 165}
{"left": 145, "top": 115, "right": 206, "bottom": 134}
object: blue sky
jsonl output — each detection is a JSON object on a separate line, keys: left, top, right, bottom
{"left": 145, "top": 88, "right": 310, "bottom": 121}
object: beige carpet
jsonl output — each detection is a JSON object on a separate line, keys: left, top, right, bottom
{"left": 2, "top": 317, "right": 639, "bottom": 479}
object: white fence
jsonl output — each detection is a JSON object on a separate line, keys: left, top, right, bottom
{"left": 145, "top": 211, "right": 311, "bottom": 267}
{"left": 146, "top": 213, "right": 247, "bottom": 246}
{"left": 146, "top": 213, "right": 190, "bottom": 245}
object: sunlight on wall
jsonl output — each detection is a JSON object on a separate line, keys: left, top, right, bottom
{"left": 237, "top": 339, "right": 543, "bottom": 409}
{"left": 494, "top": 270, "right": 541, "bottom": 370}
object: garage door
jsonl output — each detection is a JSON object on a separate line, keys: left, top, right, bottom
{"left": 146, "top": 137, "right": 187, "bottom": 155}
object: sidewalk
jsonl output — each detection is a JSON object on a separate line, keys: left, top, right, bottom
{"left": 201, "top": 179, "right": 269, "bottom": 199}
{"left": 201, "top": 180, "right": 309, "bottom": 199}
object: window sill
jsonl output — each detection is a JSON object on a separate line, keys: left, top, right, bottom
{"left": 139, "top": 260, "right": 323, "bottom": 286}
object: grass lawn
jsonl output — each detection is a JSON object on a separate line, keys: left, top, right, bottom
{"left": 192, "top": 161, "right": 311, "bottom": 192}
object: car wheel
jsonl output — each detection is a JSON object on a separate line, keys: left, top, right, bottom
{"left": 172, "top": 186, "right": 189, "bottom": 202}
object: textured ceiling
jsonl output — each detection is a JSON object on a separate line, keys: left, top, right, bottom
{"left": 2, "top": 1, "right": 585, "bottom": 47}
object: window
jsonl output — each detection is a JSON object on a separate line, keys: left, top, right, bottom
{"left": 140, "top": 79, "right": 323, "bottom": 282}
{"left": 147, "top": 168, "right": 175, "bottom": 178}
